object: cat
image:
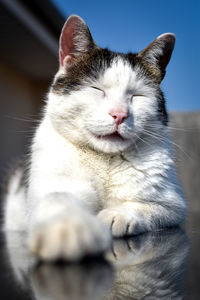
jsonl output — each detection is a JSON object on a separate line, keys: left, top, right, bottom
{"left": 3, "top": 15, "right": 186, "bottom": 261}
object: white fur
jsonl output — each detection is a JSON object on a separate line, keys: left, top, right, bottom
{"left": 4, "top": 56, "right": 186, "bottom": 260}
{"left": 4, "top": 167, "right": 28, "bottom": 230}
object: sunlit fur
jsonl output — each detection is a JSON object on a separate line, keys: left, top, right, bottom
{"left": 4, "top": 15, "right": 186, "bottom": 261}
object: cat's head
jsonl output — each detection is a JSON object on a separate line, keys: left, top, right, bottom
{"left": 48, "top": 15, "right": 175, "bottom": 154}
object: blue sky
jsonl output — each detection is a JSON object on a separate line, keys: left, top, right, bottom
{"left": 51, "top": 0, "right": 200, "bottom": 111}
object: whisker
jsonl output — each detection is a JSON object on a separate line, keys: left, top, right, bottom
{"left": 147, "top": 122, "right": 197, "bottom": 132}
{"left": 142, "top": 129, "right": 192, "bottom": 161}
{"left": 5, "top": 115, "right": 41, "bottom": 123}
{"left": 134, "top": 132, "right": 154, "bottom": 148}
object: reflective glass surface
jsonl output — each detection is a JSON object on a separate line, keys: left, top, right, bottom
{"left": 0, "top": 225, "right": 198, "bottom": 300}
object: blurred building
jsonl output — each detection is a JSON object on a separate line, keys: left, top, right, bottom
{"left": 0, "top": 0, "right": 65, "bottom": 189}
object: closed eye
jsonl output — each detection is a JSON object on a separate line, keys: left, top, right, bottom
{"left": 91, "top": 86, "right": 105, "bottom": 96}
{"left": 91, "top": 86, "right": 103, "bottom": 92}
{"left": 131, "top": 94, "right": 144, "bottom": 102}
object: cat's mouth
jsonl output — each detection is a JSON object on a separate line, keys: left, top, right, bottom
{"left": 96, "top": 131, "right": 124, "bottom": 141}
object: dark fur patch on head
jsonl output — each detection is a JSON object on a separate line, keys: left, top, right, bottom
{"left": 53, "top": 48, "right": 116, "bottom": 94}
{"left": 52, "top": 48, "right": 168, "bottom": 125}
{"left": 53, "top": 48, "right": 138, "bottom": 95}
{"left": 127, "top": 54, "right": 168, "bottom": 125}
{"left": 139, "top": 61, "right": 168, "bottom": 126}
{"left": 157, "top": 90, "right": 168, "bottom": 126}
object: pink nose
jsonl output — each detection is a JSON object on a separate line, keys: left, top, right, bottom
{"left": 109, "top": 109, "right": 128, "bottom": 125}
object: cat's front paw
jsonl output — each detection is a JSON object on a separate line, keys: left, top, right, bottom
{"left": 106, "top": 237, "right": 143, "bottom": 266}
{"left": 98, "top": 207, "right": 142, "bottom": 237}
{"left": 29, "top": 214, "right": 111, "bottom": 261}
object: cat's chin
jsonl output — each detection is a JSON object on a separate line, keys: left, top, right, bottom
{"left": 96, "top": 131, "right": 124, "bottom": 142}
{"left": 89, "top": 132, "right": 133, "bottom": 154}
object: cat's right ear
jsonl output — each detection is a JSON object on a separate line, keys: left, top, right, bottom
{"left": 137, "top": 33, "right": 175, "bottom": 82}
{"left": 59, "top": 15, "right": 96, "bottom": 70}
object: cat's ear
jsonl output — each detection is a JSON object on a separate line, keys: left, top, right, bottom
{"left": 59, "top": 15, "right": 96, "bottom": 70}
{"left": 138, "top": 33, "right": 175, "bottom": 81}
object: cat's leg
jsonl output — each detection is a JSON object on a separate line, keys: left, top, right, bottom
{"left": 28, "top": 192, "right": 111, "bottom": 261}
{"left": 107, "top": 229, "right": 188, "bottom": 268}
{"left": 30, "top": 261, "right": 113, "bottom": 300}
{"left": 98, "top": 195, "right": 186, "bottom": 237}
{"left": 105, "top": 230, "right": 188, "bottom": 300}
{"left": 3, "top": 165, "right": 28, "bottom": 231}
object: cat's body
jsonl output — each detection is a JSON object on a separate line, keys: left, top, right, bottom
{"left": 4, "top": 15, "right": 186, "bottom": 261}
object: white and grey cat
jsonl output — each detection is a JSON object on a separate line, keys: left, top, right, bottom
{"left": 4, "top": 15, "right": 186, "bottom": 261}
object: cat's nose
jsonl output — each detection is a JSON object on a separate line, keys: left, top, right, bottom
{"left": 109, "top": 109, "right": 128, "bottom": 125}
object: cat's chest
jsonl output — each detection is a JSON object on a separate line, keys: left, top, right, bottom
{"left": 106, "top": 156, "right": 145, "bottom": 206}
{"left": 84, "top": 153, "right": 145, "bottom": 207}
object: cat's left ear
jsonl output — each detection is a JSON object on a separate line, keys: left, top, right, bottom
{"left": 138, "top": 33, "right": 175, "bottom": 81}
{"left": 59, "top": 15, "right": 97, "bottom": 70}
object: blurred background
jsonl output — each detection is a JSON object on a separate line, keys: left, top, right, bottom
{"left": 0, "top": 0, "right": 199, "bottom": 296}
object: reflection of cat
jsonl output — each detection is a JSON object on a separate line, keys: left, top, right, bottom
{"left": 4, "top": 229, "right": 188, "bottom": 300}
{"left": 4, "top": 15, "right": 186, "bottom": 261}
{"left": 31, "top": 263, "right": 113, "bottom": 300}
{"left": 105, "top": 229, "right": 189, "bottom": 299}
{"left": 5, "top": 231, "right": 114, "bottom": 300}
